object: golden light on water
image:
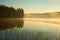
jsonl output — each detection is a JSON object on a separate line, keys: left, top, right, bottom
{"left": 2, "top": 18, "right": 60, "bottom": 25}
{"left": 24, "top": 18, "right": 60, "bottom": 25}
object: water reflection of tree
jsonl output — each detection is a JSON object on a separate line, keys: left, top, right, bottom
{"left": 0, "top": 5, "right": 24, "bottom": 30}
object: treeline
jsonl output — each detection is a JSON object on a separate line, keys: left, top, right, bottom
{"left": 0, "top": 5, "right": 24, "bottom": 30}
{"left": 0, "top": 5, "right": 24, "bottom": 18}
{"left": 24, "top": 12, "right": 60, "bottom": 18}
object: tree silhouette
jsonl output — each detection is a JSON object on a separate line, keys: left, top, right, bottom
{"left": 0, "top": 5, "right": 24, "bottom": 18}
{"left": 0, "top": 5, "right": 24, "bottom": 30}
{"left": 17, "top": 8, "right": 24, "bottom": 18}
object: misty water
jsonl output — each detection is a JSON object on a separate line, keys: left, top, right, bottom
{"left": 0, "top": 18, "right": 60, "bottom": 40}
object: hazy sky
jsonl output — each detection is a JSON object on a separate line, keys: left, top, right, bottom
{"left": 0, "top": 0, "right": 60, "bottom": 13}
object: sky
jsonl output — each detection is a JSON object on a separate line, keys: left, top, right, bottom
{"left": 0, "top": 0, "right": 60, "bottom": 13}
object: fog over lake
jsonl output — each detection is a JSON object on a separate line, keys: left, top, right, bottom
{"left": 0, "top": 18, "right": 60, "bottom": 40}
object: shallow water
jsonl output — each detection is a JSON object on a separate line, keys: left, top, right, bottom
{"left": 0, "top": 19, "right": 60, "bottom": 40}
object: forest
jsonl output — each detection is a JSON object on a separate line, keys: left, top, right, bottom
{"left": 0, "top": 5, "right": 24, "bottom": 30}
{"left": 0, "top": 5, "right": 24, "bottom": 18}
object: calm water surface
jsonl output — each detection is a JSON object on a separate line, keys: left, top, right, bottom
{"left": 0, "top": 19, "right": 60, "bottom": 40}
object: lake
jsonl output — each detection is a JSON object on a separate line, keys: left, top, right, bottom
{"left": 0, "top": 18, "right": 60, "bottom": 40}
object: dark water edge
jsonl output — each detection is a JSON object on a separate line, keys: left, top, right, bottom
{"left": 0, "top": 19, "right": 60, "bottom": 40}
{"left": 0, "top": 18, "right": 24, "bottom": 30}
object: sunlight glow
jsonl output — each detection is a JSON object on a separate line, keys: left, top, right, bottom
{"left": 24, "top": 18, "right": 60, "bottom": 25}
